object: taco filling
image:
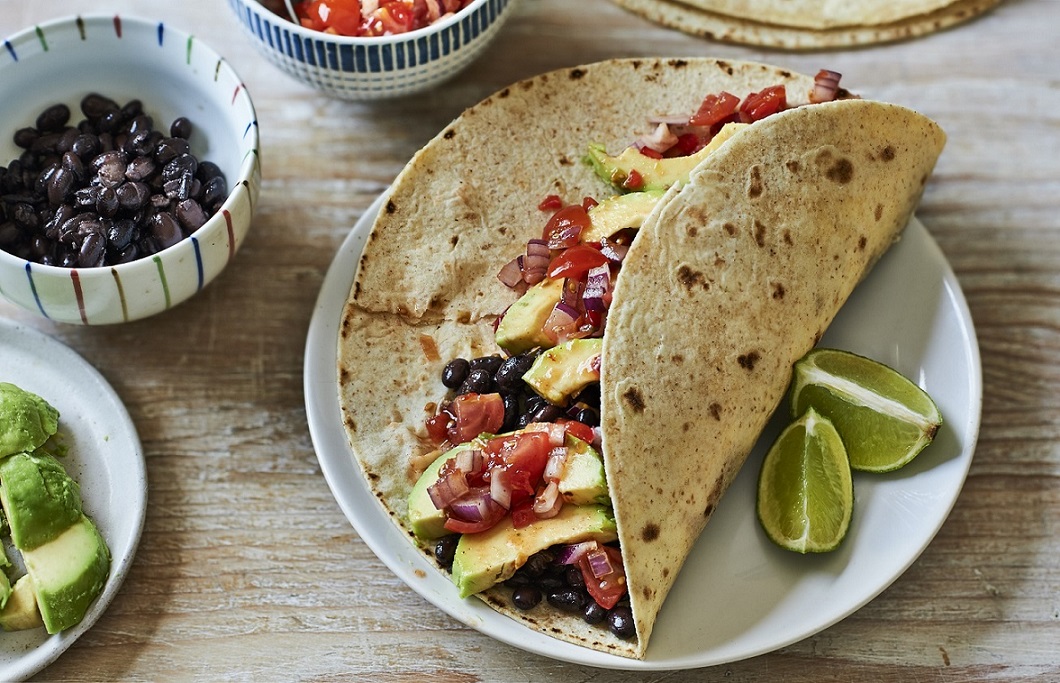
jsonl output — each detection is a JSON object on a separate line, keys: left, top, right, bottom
{"left": 405, "top": 73, "right": 851, "bottom": 639}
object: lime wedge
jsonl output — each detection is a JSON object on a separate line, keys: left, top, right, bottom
{"left": 789, "top": 348, "right": 942, "bottom": 473}
{"left": 757, "top": 408, "right": 853, "bottom": 553}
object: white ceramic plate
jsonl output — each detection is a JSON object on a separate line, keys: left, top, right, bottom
{"left": 304, "top": 198, "right": 982, "bottom": 670}
{"left": 0, "top": 320, "right": 146, "bottom": 680}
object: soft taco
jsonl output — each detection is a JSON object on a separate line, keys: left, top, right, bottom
{"left": 609, "top": 0, "right": 1001, "bottom": 50}
{"left": 337, "top": 59, "right": 945, "bottom": 659}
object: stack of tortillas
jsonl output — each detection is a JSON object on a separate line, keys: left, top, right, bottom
{"left": 610, "top": 0, "right": 1001, "bottom": 49}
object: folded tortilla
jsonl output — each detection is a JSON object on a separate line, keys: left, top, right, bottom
{"left": 338, "top": 58, "right": 945, "bottom": 658}
{"left": 610, "top": 0, "right": 1000, "bottom": 49}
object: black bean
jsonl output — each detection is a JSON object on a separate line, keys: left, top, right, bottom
{"left": 196, "top": 160, "right": 223, "bottom": 182}
{"left": 35, "top": 104, "right": 70, "bottom": 133}
{"left": 61, "top": 151, "right": 85, "bottom": 182}
{"left": 531, "top": 403, "right": 564, "bottom": 423}
{"left": 124, "top": 155, "right": 157, "bottom": 182}
{"left": 175, "top": 199, "right": 208, "bottom": 232}
{"left": 547, "top": 589, "right": 588, "bottom": 613}
{"left": 149, "top": 212, "right": 183, "bottom": 249}
{"left": 78, "top": 231, "right": 106, "bottom": 267}
{"left": 575, "top": 407, "right": 600, "bottom": 427}
{"left": 201, "top": 174, "right": 227, "bottom": 208}
{"left": 469, "top": 355, "right": 503, "bottom": 376}
{"left": 583, "top": 601, "right": 608, "bottom": 625}
{"left": 0, "top": 222, "right": 19, "bottom": 247}
{"left": 441, "top": 358, "right": 469, "bottom": 389}
{"left": 95, "top": 186, "right": 119, "bottom": 218}
{"left": 106, "top": 219, "right": 136, "bottom": 252}
{"left": 95, "top": 151, "right": 127, "bottom": 188}
{"left": 13, "top": 127, "right": 38, "bottom": 149}
{"left": 495, "top": 353, "right": 536, "bottom": 392}
{"left": 501, "top": 393, "right": 520, "bottom": 432}
{"left": 126, "top": 113, "right": 153, "bottom": 135}
{"left": 120, "top": 99, "right": 144, "bottom": 121}
{"left": 433, "top": 535, "right": 458, "bottom": 569}
{"left": 70, "top": 133, "right": 100, "bottom": 159}
{"left": 155, "top": 137, "right": 190, "bottom": 164}
{"left": 46, "top": 166, "right": 75, "bottom": 205}
{"left": 170, "top": 116, "right": 193, "bottom": 139}
{"left": 11, "top": 203, "right": 39, "bottom": 230}
{"left": 458, "top": 368, "right": 493, "bottom": 396}
{"left": 116, "top": 182, "right": 150, "bottom": 213}
{"left": 511, "top": 587, "right": 543, "bottom": 611}
{"left": 565, "top": 565, "right": 586, "bottom": 589}
{"left": 522, "top": 551, "right": 553, "bottom": 578}
{"left": 607, "top": 606, "right": 636, "bottom": 639}
{"left": 80, "top": 93, "right": 120, "bottom": 119}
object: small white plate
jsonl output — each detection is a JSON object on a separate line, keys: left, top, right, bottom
{"left": 304, "top": 198, "right": 981, "bottom": 669}
{"left": 0, "top": 320, "right": 146, "bottom": 680}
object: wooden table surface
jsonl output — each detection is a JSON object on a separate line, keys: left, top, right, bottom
{"left": 1, "top": 0, "right": 1057, "bottom": 680}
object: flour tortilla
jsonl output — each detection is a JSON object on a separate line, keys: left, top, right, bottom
{"left": 338, "top": 59, "right": 945, "bottom": 659}
{"left": 611, "top": 0, "right": 1000, "bottom": 49}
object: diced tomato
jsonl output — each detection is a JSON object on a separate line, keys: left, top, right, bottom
{"left": 425, "top": 412, "right": 451, "bottom": 445}
{"left": 739, "top": 85, "right": 787, "bottom": 122}
{"left": 547, "top": 244, "right": 609, "bottom": 280}
{"left": 446, "top": 393, "right": 505, "bottom": 444}
{"left": 510, "top": 499, "right": 537, "bottom": 528}
{"left": 689, "top": 91, "right": 740, "bottom": 127}
{"left": 485, "top": 431, "right": 551, "bottom": 485}
{"left": 638, "top": 147, "right": 663, "bottom": 159}
{"left": 622, "top": 169, "right": 644, "bottom": 191}
{"left": 542, "top": 204, "right": 591, "bottom": 249}
{"left": 538, "top": 194, "right": 564, "bottom": 211}
{"left": 557, "top": 418, "right": 595, "bottom": 445}
{"left": 581, "top": 196, "right": 599, "bottom": 211}
{"left": 578, "top": 545, "right": 627, "bottom": 610}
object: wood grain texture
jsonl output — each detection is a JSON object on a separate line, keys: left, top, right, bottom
{"left": 0, "top": 0, "right": 1056, "bottom": 680}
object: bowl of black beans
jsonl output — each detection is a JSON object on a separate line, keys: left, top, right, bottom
{"left": 0, "top": 15, "right": 260, "bottom": 325}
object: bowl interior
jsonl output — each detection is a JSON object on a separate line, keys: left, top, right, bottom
{"left": 0, "top": 15, "right": 251, "bottom": 212}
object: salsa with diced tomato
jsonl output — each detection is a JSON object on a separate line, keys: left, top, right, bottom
{"left": 293, "top": 0, "right": 472, "bottom": 36}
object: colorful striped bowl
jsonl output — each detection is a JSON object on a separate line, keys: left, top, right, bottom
{"left": 0, "top": 15, "right": 261, "bottom": 325}
{"left": 227, "top": 0, "right": 517, "bottom": 100}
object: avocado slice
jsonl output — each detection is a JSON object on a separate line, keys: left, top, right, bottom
{"left": 496, "top": 278, "right": 564, "bottom": 355}
{"left": 451, "top": 504, "right": 617, "bottom": 598}
{"left": 0, "top": 452, "right": 83, "bottom": 551}
{"left": 0, "top": 383, "right": 59, "bottom": 459}
{"left": 408, "top": 442, "right": 479, "bottom": 541}
{"left": 559, "top": 435, "right": 608, "bottom": 506}
{"left": 582, "top": 190, "right": 665, "bottom": 243}
{"left": 522, "top": 338, "right": 603, "bottom": 405}
{"left": 0, "top": 575, "right": 44, "bottom": 632}
{"left": 22, "top": 515, "right": 110, "bottom": 634}
{"left": 587, "top": 122, "right": 748, "bottom": 192}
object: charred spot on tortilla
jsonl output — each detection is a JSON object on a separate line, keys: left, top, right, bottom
{"left": 558, "top": 154, "right": 575, "bottom": 167}
{"left": 671, "top": 353, "right": 685, "bottom": 364}
{"left": 443, "top": 128, "right": 456, "bottom": 140}
{"left": 783, "top": 229, "right": 793, "bottom": 245}
{"left": 682, "top": 421, "right": 691, "bottom": 432}
{"left": 772, "top": 282, "right": 786, "bottom": 300}
{"left": 723, "top": 222, "right": 737, "bottom": 236}
{"left": 747, "top": 165, "right": 765, "bottom": 198}
{"left": 642, "top": 523, "right": 660, "bottom": 542}
{"left": 826, "top": 158, "right": 855, "bottom": 185}
{"left": 668, "top": 58, "right": 690, "bottom": 69}
{"left": 687, "top": 226, "right": 698, "bottom": 238}
{"left": 875, "top": 204, "right": 884, "bottom": 221}
{"left": 737, "top": 351, "right": 761, "bottom": 371}
{"left": 568, "top": 68, "right": 587, "bottom": 80}
{"left": 881, "top": 145, "right": 896, "bottom": 162}
{"left": 753, "top": 220, "right": 767, "bottom": 247}
{"left": 709, "top": 402, "right": 722, "bottom": 420}
{"left": 857, "top": 236, "right": 868, "bottom": 251}
{"left": 419, "top": 335, "right": 440, "bottom": 362}
{"left": 622, "top": 387, "right": 646, "bottom": 413}
{"left": 714, "top": 60, "right": 733, "bottom": 75}
{"left": 677, "top": 264, "right": 710, "bottom": 292}
{"left": 786, "top": 159, "right": 801, "bottom": 174}
{"left": 385, "top": 200, "right": 397, "bottom": 214}
{"left": 703, "top": 503, "right": 715, "bottom": 518}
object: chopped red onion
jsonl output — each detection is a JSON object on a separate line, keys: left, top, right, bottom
{"left": 646, "top": 114, "right": 690, "bottom": 127}
{"left": 636, "top": 122, "right": 679, "bottom": 154}
{"left": 427, "top": 469, "right": 470, "bottom": 510}
{"left": 542, "top": 301, "right": 580, "bottom": 342}
{"left": 810, "top": 69, "right": 842, "bottom": 104}
{"left": 523, "top": 240, "right": 551, "bottom": 285}
{"left": 489, "top": 466, "right": 511, "bottom": 509}
{"left": 543, "top": 447, "right": 569, "bottom": 482}
{"left": 533, "top": 480, "right": 563, "bottom": 518}
{"left": 497, "top": 255, "right": 523, "bottom": 288}
{"left": 599, "top": 238, "right": 629, "bottom": 263}
{"left": 586, "top": 546, "right": 615, "bottom": 578}
{"left": 555, "top": 540, "right": 599, "bottom": 565}
{"left": 449, "top": 488, "right": 503, "bottom": 523}
{"left": 455, "top": 448, "right": 484, "bottom": 475}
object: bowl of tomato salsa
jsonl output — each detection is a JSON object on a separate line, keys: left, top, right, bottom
{"left": 226, "top": 0, "right": 519, "bottom": 100}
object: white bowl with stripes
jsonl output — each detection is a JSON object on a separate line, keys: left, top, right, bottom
{"left": 227, "top": 0, "right": 517, "bottom": 100}
{"left": 0, "top": 14, "right": 260, "bottom": 325}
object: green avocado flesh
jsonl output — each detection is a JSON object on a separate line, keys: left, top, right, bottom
{"left": 522, "top": 338, "right": 603, "bottom": 405}
{"left": 0, "top": 452, "right": 83, "bottom": 551}
{"left": 495, "top": 278, "right": 564, "bottom": 355}
{"left": 451, "top": 504, "right": 617, "bottom": 598}
{"left": 22, "top": 516, "right": 110, "bottom": 634}
{"left": 0, "top": 384, "right": 111, "bottom": 633}
{"left": 0, "top": 382, "right": 59, "bottom": 459}
{"left": 582, "top": 190, "right": 665, "bottom": 243}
